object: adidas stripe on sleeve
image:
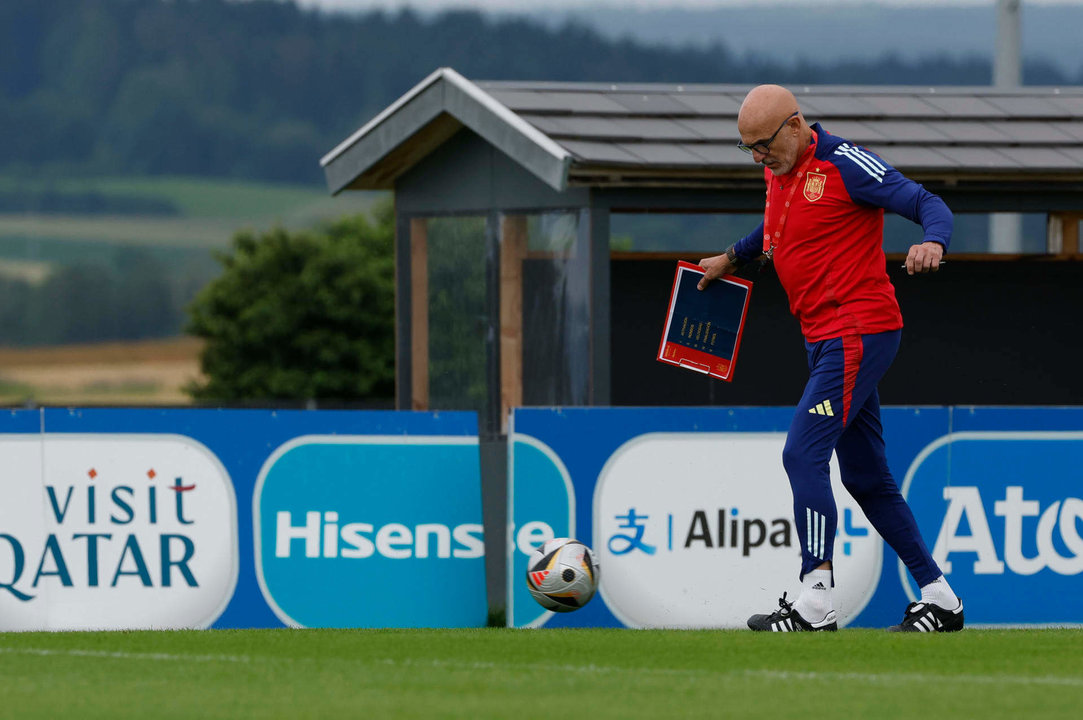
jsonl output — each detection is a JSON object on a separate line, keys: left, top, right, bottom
{"left": 832, "top": 143, "right": 953, "bottom": 252}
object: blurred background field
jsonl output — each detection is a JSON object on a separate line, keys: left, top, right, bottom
{"left": 0, "top": 335, "right": 202, "bottom": 405}
{"left": 0, "top": 173, "right": 379, "bottom": 405}
{"left": 3, "top": 0, "right": 1080, "bottom": 407}
{"left": 0, "top": 175, "right": 375, "bottom": 243}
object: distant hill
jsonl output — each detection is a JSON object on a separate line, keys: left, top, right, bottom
{"left": 532, "top": 3, "right": 1083, "bottom": 78}
{"left": 2, "top": 0, "right": 1078, "bottom": 186}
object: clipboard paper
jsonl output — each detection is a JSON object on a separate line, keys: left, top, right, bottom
{"left": 656, "top": 261, "right": 753, "bottom": 382}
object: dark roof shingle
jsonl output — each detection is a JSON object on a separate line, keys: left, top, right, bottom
{"left": 322, "top": 70, "right": 1083, "bottom": 193}
{"left": 476, "top": 81, "right": 1083, "bottom": 183}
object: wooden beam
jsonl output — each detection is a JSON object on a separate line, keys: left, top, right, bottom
{"left": 410, "top": 218, "right": 429, "bottom": 410}
{"left": 500, "top": 215, "right": 527, "bottom": 431}
{"left": 1048, "top": 212, "right": 1081, "bottom": 256}
{"left": 1065, "top": 213, "right": 1081, "bottom": 255}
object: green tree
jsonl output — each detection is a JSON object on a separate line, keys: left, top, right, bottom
{"left": 5, "top": 0, "right": 1077, "bottom": 184}
{"left": 185, "top": 202, "right": 394, "bottom": 402}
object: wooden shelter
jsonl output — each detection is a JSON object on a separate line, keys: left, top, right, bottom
{"left": 322, "top": 68, "right": 1083, "bottom": 433}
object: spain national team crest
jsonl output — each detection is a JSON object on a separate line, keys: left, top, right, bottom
{"left": 803, "top": 171, "right": 827, "bottom": 202}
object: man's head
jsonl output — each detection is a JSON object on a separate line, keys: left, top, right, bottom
{"left": 737, "top": 84, "right": 811, "bottom": 176}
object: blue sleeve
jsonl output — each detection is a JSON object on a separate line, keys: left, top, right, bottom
{"left": 733, "top": 221, "right": 764, "bottom": 263}
{"left": 832, "top": 143, "right": 953, "bottom": 253}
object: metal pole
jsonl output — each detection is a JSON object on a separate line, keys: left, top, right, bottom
{"left": 991, "top": 0, "right": 1023, "bottom": 252}
{"left": 994, "top": 0, "right": 1022, "bottom": 87}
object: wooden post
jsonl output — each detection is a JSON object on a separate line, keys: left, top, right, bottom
{"left": 1064, "top": 213, "right": 1080, "bottom": 256}
{"left": 1048, "top": 212, "right": 1081, "bottom": 256}
{"left": 500, "top": 215, "right": 527, "bottom": 431}
{"left": 410, "top": 218, "right": 429, "bottom": 410}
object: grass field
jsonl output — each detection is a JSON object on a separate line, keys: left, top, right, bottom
{"left": 0, "top": 175, "right": 381, "bottom": 251}
{"left": 0, "top": 336, "right": 203, "bottom": 405}
{"left": 0, "top": 628, "right": 1080, "bottom": 719}
{"left": 0, "top": 174, "right": 380, "bottom": 405}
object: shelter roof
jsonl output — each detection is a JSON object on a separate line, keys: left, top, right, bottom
{"left": 322, "top": 68, "right": 1083, "bottom": 193}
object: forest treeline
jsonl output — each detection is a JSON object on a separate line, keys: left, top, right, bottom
{"left": 3, "top": 0, "right": 1078, "bottom": 186}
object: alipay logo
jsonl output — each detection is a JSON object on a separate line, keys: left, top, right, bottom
{"left": 0, "top": 435, "right": 238, "bottom": 630}
{"left": 594, "top": 434, "right": 881, "bottom": 629}
{"left": 902, "top": 432, "right": 1083, "bottom": 624}
{"left": 254, "top": 436, "right": 486, "bottom": 628}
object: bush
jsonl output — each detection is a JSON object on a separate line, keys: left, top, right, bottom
{"left": 185, "top": 201, "right": 394, "bottom": 402}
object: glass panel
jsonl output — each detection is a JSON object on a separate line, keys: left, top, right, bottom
{"left": 611, "top": 210, "right": 1050, "bottom": 255}
{"left": 426, "top": 216, "right": 487, "bottom": 413}
{"left": 884, "top": 213, "right": 1047, "bottom": 254}
{"left": 611, "top": 213, "right": 764, "bottom": 253}
{"left": 513, "top": 211, "right": 591, "bottom": 406}
{"left": 526, "top": 213, "right": 577, "bottom": 254}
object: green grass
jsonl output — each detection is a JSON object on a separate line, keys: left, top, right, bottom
{"left": 0, "top": 175, "right": 383, "bottom": 251}
{"left": 0, "top": 174, "right": 379, "bottom": 221}
{"left": 39, "top": 175, "right": 343, "bottom": 220}
{"left": 0, "top": 628, "right": 1080, "bottom": 719}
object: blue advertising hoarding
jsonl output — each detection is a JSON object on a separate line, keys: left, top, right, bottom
{"left": 3, "top": 404, "right": 1079, "bottom": 629}
{"left": 0, "top": 408, "right": 486, "bottom": 630}
{"left": 508, "top": 406, "right": 1083, "bottom": 628}
{"left": 901, "top": 408, "right": 1083, "bottom": 626}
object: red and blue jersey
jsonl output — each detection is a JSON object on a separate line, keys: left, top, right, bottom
{"left": 733, "top": 123, "right": 953, "bottom": 342}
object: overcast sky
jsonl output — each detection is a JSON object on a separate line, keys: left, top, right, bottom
{"left": 292, "top": 0, "right": 1079, "bottom": 10}
{"left": 279, "top": 0, "right": 1083, "bottom": 73}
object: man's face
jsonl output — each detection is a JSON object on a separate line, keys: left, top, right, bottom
{"left": 739, "top": 111, "right": 801, "bottom": 176}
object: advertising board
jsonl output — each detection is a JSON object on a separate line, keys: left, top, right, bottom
{"left": 0, "top": 433, "right": 236, "bottom": 630}
{"left": 255, "top": 435, "right": 485, "bottom": 628}
{"left": 3, "top": 405, "right": 1078, "bottom": 629}
{"left": 0, "top": 408, "right": 485, "bottom": 630}
{"left": 509, "top": 406, "right": 1083, "bottom": 628}
{"left": 901, "top": 407, "right": 1083, "bottom": 626}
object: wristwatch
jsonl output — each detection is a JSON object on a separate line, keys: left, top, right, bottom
{"left": 725, "top": 245, "right": 742, "bottom": 267}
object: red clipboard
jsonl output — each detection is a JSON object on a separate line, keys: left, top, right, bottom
{"left": 656, "top": 261, "right": 753, "bottom": 382}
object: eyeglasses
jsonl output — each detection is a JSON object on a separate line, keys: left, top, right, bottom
{"left": 737, "top": 111, "right": 799, "bottom": 155}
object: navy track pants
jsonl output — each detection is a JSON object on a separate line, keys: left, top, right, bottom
{"left": 783, "top": 329, "right": 941, "bottom": 586}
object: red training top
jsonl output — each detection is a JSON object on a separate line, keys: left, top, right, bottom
{"left": 733, "top": 123, "right": 953, "bottom": 342}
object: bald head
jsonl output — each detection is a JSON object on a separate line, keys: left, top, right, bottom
{"left": 738, "top": 84, "right": 799, "bottom": 132}
{"left": 737, "top": 84, "right": 811, "bottom": 176}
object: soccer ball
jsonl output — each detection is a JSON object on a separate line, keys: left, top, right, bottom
{"left": 525, "top": 538, "right": 600, "bottom": 612}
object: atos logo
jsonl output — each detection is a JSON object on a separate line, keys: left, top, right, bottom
{"left": 0, "top": 435, "right": 238, "bottom": 631}
{"left": 933, "top": 487, "right": 1083, "bottom": 576}
{"left": 902, "top": 432, "right": 1083, "bottom": 624}
{"left": 254, "top": 436, "right": 487, "bottom": 628}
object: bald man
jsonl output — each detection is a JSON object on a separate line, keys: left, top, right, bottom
{"left": 698, "top": 85, "right": 963, "bottom": 633}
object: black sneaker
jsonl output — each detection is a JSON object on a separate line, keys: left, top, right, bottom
{"left": 887, "top": 600, "right": 965, "bottom": 632}
{"left": 747, "top": 592, "right": 838, "bottom": 632}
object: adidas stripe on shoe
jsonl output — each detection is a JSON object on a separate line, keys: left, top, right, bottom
{"left": 887, "top": 600, "right": 965, "bottom": 632}
{"left": 747, "top": 592, "right": 838, "bottom": 632}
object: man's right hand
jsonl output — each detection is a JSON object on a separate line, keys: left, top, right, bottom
{"left": 697, "top": 253, "right": 735, "bottom": 290}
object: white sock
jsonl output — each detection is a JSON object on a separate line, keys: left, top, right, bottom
{"left": 920, "top": 575, "right": 960, "bottom": 610}
{"left": 794, "top": 569, "right": 834, "bottom": 622}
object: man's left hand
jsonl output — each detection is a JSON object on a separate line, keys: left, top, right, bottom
{"left": 696, "top": 253, "right": 735, "bottom": 290}
{"left": 905, "top": 241, "right": 945, "bottom": 275}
